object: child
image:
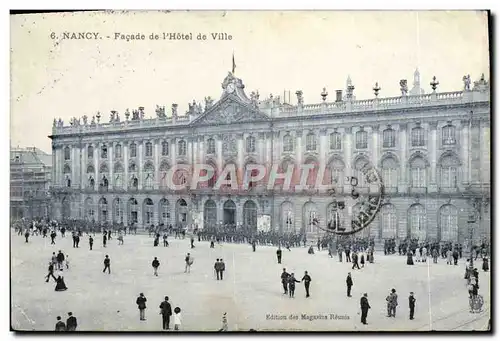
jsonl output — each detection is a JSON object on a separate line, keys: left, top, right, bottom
{"left": 173, "top": 307, "right": 182, "bottom": 331}
{"left": 65, "top": 255, "right": 70, "bottom": 269}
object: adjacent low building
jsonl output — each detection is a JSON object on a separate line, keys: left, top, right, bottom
{"left": 48, "top": 70, "right": 490, "bottom": 243}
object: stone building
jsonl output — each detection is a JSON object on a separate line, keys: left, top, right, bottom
{"left": 49, "top": 70, "right": 490, "bottom": 243}
{"left": 10, "top": 146, "right": 52, "bottom": 220}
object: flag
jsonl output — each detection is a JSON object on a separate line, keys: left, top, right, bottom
{"left": 232, "top": 53, "right": 236, "bottom": 74}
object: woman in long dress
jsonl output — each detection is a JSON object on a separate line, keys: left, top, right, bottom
{"left": 55, "top": 273, "right": 68, "bottom": 291}
{"left": 407, "top": 251, "right": 414, "bottom": 265}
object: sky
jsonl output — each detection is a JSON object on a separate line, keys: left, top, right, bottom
{"left": 10, "top": 10, "right": 490, "bottom": 153}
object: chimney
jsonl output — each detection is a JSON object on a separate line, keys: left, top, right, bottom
{"left": 335, "top": 90, "right": 343, "bottom": 102}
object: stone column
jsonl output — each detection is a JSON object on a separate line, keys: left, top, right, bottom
{"left": 138, "top": 141, "right": 143, "bottom": 190}
{"left": 236, "top": 199, "right": 243, "bottom": 226}
{"left": 109, "top": 143, "right": 114, "bottom": 190}
{"left": 198, "top": 136, "right": 204, "bottom": 165}
{"left": 94, "top": 143, "right": 99, "bottom": 190}
{"left": 170, "top": 138, "right": 176, "bottom": 166}
{"left": 429, "top": 122, "right": 438, "bottom": 191}
{"left": 343, "top": 127, "right": 352, "bottom": 192}
{"left": 154, "top": 139, "right": 160, "bottom": 189}
{"left": 216, "top": 197, "right": 223, "bottom": 224}
{"left": 237, "top": 133, "right": 244, "bottom": 170}
{"left": 295, "top": 130, "right": 303, "bottom": 166}
{"left": 81, "top": 144, "right": 87, "bottom": 188}
{"left": 71, "top": 145, "right": 76, "bottom": 187}
{"left": 398, "top": 124, "right": 407, "bottom": 191}
{"left": 318, "top": 128, "right": 327, "bottom": 191}
{"left": 52, "top": 146, "right": 57, "bottom": 187}
{"left": 124, "top": 142, "right": 129, "bottom": 191}
{"left": 461, "top": 120, "right": 470, "bottom": 186}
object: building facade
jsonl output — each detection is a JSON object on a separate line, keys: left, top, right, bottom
{"left": 10, "top": 147, "right": 52, "bottom": 220}
{"left": 49, "top": 70, "right": 491, "bottom": 243}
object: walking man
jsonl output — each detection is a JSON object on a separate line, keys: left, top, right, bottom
{"left": 103, "top": 255, "right": 111, "bottom": 274}
{"left": 152, "top": 257, "right": 160, "bottom": 276}
{"left": 163, "top": 233, "right": 169, "bottom": 247}
{"left": 136, "top": 293, "right": 147, "bottom": 321}
{"left": 360, "top": 293, "right": 371, "bottom": 325}
{"left": 66, "top": 312, "right": 77, "bottom": 331}
{"left": 159, "top": 296, "right": 173, "bottom": 330}
{"left": 346, "top": 272, "right": 353, "bottom": 297}
{"left": 281, "top": 268, "right": 290, "bottom": 294}
{"left": 89, "top": 236, "right": 94, "bottom": 250}
{"left": 352, "top": 252, "right": 360, "bottom": 270}
{"left": 45, "top": 262, "right": 57, "bottom": 282}
{"left": 214, "top": 259, "right": 221, "bottom": 280}
{"left": 386, "top": 288, "right": 398, "bottom": 317}
{"left": 409, "top": 292, "right": 416, "bottom": 320}
{"left": 276, "top": 247, "right": 282, "bottom": 264}
{"left": 220, "top": 259, "right": 226, "bottom": 280}
{"left": 103, "top": 233, "right": 107, "bottom": 248}
{"left": 288, "top": 273, "right": 300, "bottom": 298}
{"left": 301, "top": 271, "right": 312, "bottom": 298}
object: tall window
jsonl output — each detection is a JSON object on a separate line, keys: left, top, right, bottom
{"left": 143, "top": 163, "right": 154, "bottom": 189}
{"left": 115, "top": 144, "right": 122, "bottom": 159}
{"left": 383, "top": 128, "right": 396, "bottom": 148}
{"left": 207, "top": 138, "right": 215, "bottom": 155}
{"left": 64, "top": 147, "right": 71, "bottom": 160}
{"left": 145, "top": 142, "right": 153, "bottom": 157}
{"left": 87, "top": 145, "right": 94, "bottom": 159}
{"left": 330, "top": 132, "right": 342, "bottom": 150}
{"left": 439, "top": 205, "right": 458, "bottom": 242}
{"left": 130, "top": 143, "right": 137, "bottom": 158}
{"left": 354, "top": 158, "right": 369, "bottom": 188}
{"left": 442, "top": 125, "right": 456, "bottom": 145}
{"left": 101, "top": 145, "right": 108, "bottom": 159}
{"left": 246, "top": 136, "right": 256, "bottom": 153}
{"left": 306, "top": 133, "right": 317, "bottom": 151}
{"left": 283, "top": 134, "right": 294, "bottom": 152}
{"left": 161, "top": 141, "right": 169, "bottom": 156}
{"left": 381, "top": 157, "right": 398, "bottom": 188}
{"left": 114, "top": 163, "right": 124, "bottom": 189}
{"left": 408, "top": 204, "right": 426, "bottom": 239}
{"left": 329, "top": 159, "right": 345, "bottom": 187}
{"left": 355, "top": 130, "right": 368, "bottom": 149}
{"left": 381, "top": 204, "right": 397, "bottom": 238}
{"left": 439, "top": 155, "right": 459, "bottom": 189}
{"left": 178, "top": 140, "right": 187, "bottom": 156}
{"left": 411, "top": 127, "right": 425, "bottom": 147}
{"left": 410, "top": 156, "right": 427, "bottom": 188}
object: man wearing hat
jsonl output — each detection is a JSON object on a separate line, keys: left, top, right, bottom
{"left": 136, "top": 293, "right": 147, "bottom": 321}
{"left": 66, "top": 312, "right": 78, "bottom": 331}
{"left": 360, "top": 293, "right": 371, "bottom": 325}
{"left": 409, "top": 292, "right": 416, "bottom": 320}
{"left": 159, "top": 296, "right": 173, "bottom": 330}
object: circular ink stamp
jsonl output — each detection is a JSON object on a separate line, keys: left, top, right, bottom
{"left": 320, "top": 160, "right": 385, "bottom": 235}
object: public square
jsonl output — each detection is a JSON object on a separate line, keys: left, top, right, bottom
{"left": 11, "top": 231, "right": 490, "bottom": 331}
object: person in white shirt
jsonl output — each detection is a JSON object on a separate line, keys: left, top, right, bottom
{"left": 173, "top": 307, "right": 182, "bottom": 330}
{"left": 65, "top": 255, "right": 70, "bottom": 269}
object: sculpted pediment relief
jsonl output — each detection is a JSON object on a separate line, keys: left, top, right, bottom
{"left": 191, "top": 96, "right": 269, "bottom": 126}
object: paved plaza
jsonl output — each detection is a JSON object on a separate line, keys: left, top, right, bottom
{"left": 11, "top": 232, "right": 490, "bottom": 331}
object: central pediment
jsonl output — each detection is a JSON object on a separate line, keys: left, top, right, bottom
{"left": 191, "top": 95, "right": 270, "bottom": 126}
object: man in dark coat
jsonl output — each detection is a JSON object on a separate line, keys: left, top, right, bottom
{"left": 103, "top": 255, "right": 111, "bottom": 274}
{"left": 24, "top": 230, "right": 30, "bottom": 243}
{"left": 220, "top": 259, "right": 226, "bottom": 280}
{"left": 301, "top": 271, "right": 311, "bottom": 298}
{"left": 136, "top": 293, "right": 147, "bottom": 320}
{"left": 409, "top": 292, "right": 416, "bottom": 320}
{"left": 360, "top": 293, "right": 370, "bottom": 325}
{"left": 276, "top": 247, "right": 282, "bottom": 264}
{"left": 214, "top": 259, "right": 221, "bottom": 280}
{"left": 89, "top": 236, "right": 94, "bottom": 250}
{"left": 103, "top": 232, "right": 107, "bottom": 248}
{"left": 346, "top": 272, "right": 353, "bottom": 297}
{"left": 66, "top": 312, "right": 77, "bottom": 331}
{"left": 159, "top": 296, "right": 173, "bottom": 330}
{"left": 453, "top": 249, "right": 459, "bottom": 265}
{"left": 55, "top": 316, "right": 66, "bottom": 331}
{"left": 45, "top": 262, "right": 57, "bottom": 282}
{"left": 352, "top": 252, "right": 360, "bottom": 270}
{"left": 288, "top": 273, "right": 301, "bottom": 298}
{"left": 281, "top": 268, "right": 290, "bottom": 294}
{"left": 50, "top": 230, "right": 57, "bottom": 244}
{"left": 56, "top": 251, "right": 65, "bottom": 271}
{"left": 152, "top": 257, "right": 160, "bottom": 276}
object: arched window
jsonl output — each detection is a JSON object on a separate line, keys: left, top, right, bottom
{"left": 101, "top": 144, "right": 108, "bottom": 159}
{"left": 114, "top": 163, "right": 124, "bottom": 189}
{"left": 84, "top": 198, "right": 94, "bottom": 220}
{"left": 87, "top": 145, "right": 94, "bottom": 159}
{"left": 442, "top": 124, "right": 456, "bottom": 146}
{"left": 98, "top": 198, "right": 108, "bottom": 223}
{"left": 246, "top": 136, "right": 256, "bottom": 153}
{"left": 243, "top": 200, "right": 258, "bottom": 229}
{"left": 178, "top": 140, "right": 187, "bottom": 156}
{"left": 143, "top": 162, "right": 155, "bottom": 189}
{"left": 128, "top": 198, "right": 139, "bottom": 224}
{"left": 129, "top": 162, "right": 138, "bottom": 190}
{"left": 113, "top": 198, "right": 123, "bottom": 223}
{"left": 283, "top": 134, "right": 294, "bottom": 152}
{"left": 354, "top": 157, "right": 369, "bottom": 188}
{"left": 381, "top": 204, "right": 397, "bottom": 239}
{"left": 408, "top": 204, "right": 426, "bottom": 239}
{"left": 206, "top": 138, "right": 215, "bottom": 155}
{"left": 381, "top": 156, "right": 398, "bottom": 188}
{"left": 145, "top": 142, "right": 153, "bottom": 157}
{"left": 161, "top": 141, "right": 169, "bottom": 156}
{"left": 143, "top": 198, "right": 154, "bottom": 225}
{"left": 329, "top": 158, "right": 345, "bottom": 187}
{"left": 63, "top": 164, "right": 71, "bottom": 187}
{"left": 383, "top": 127, "right": 396, "bottom": 148}
{"left": 64, "top": 146, "right": 71, "bottom": 160}
{"left": 281, "top": 201, "right": 294, "bottom": 232}
{"left": 439, "top": 205, "right": 458, "bottom": 242}
{"left": 204, "top": 200, "right": 217, "bottom": 228}
{"left": 411, "top": 127, "right": 425, "bottom": 147}
{"left": 355, "top": 130, "right": 368, "bottom": 149}
{"left": 439, "top": 155, "right": 460, "bottom": 189}
{"left": 130, "top": 143, "right": 137, "bottom": 158}
{"left": 306, "top": 132, "right": 317, "bottom": 151}
{"left": 330, "top": 132, "right": 341, "bottom": 150}
{"left": 159, "top": 199, "right": 170, "bottom": 225}
{"left": 410, "top": 156, "right": 427, "bottom": 188}
{"left": 115, "top": 144, "right": 122, "bottom": 159}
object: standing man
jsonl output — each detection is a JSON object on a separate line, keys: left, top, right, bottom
{"left": 301, "top": 271, "right": 312, "bottom": 298}
{"left": 360, "top": 293, "right": 371, "bottom": 325}
{"left": 24, "top": 229, "right": 30, "bottom": 243}
{"left": 103, "top": 255, "right": 111, "bottom": 274}
{"left": 45, "top": 262, "right": 57, "bottom": 283}
{"left": 50, "top": 230, "right": 57, "bottom": 244}
{"left": 89, "top": 235, "right": 94, "bottom": 250}
{"left": 103, "top": 232, "right": 107, "bottom": 248}
{"left": 159, "top": 296, "right": 173, "bottom": 330}
{"left": 184, "top": 253, "right": 193, "bottom": 273}
{"left": 56, "top": 251, "right": 65, "bottom": 271}
{"left": 220, "top": 259, "right": 226, "bottom": 280}
{"left": 54, "top": 316, "right": 66, "bottom": 331}
{"left": 163, "top": 233, "right": 169, "bottom": 247}
{"left": 288, "top": 273, "right": 300, "bottom": 298}
{"left": 214, "top": 259, "right": 221, "bottom": 280}
{"left": 136, "top": 293, "right": 147, "bottom": 321}
{"left": 252, "top": 239, "right": 256, "bottom": 252}
{"left": 276, "top": 247, "right": 282, "bottom": 264}
{"left": 281, "top": 268, "right": 290, "bottom": 295}
{"left": 352, "top": 252, "right": 360, "bottom": 270}
{"left": 409, "top": 292, "right": 416, "bottom": 320}
{"left": 152, "top": 257, "right": 160, "bottom": 276}
{"left": 66, "top": 312, "right": 77, "bottom": 331}
{"left": 346, "top": 272, "right": 353, "bottom": 297}
{"left": 190, "top": 234, "right": 195, "bottom": 249}
{"left": 386, "top": 288, "right": 398, "bottom": 317}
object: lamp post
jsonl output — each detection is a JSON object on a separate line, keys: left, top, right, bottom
{"left": 468, "top": 197, "right": 482, "bottom": 267}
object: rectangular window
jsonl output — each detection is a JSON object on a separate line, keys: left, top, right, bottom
{"left": 411, "top": 128, "right": 425, "bottom": 147}
{"left": 356, "top": 131, "right": 368, "bottom": 149}
{"left": 306, "top": 134, "right": 317, "bottom": 151}
{"left": 411, "top": 168, "right": 426, "bottom": 188}
{"left": 442, "top": 126, "right": 456, "bottom": 145}
{"left": 383, "top": 129, "right": 396, "bottom": 148}
{"left": 330, "top": 133, "right": 341, "bottom": 150}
